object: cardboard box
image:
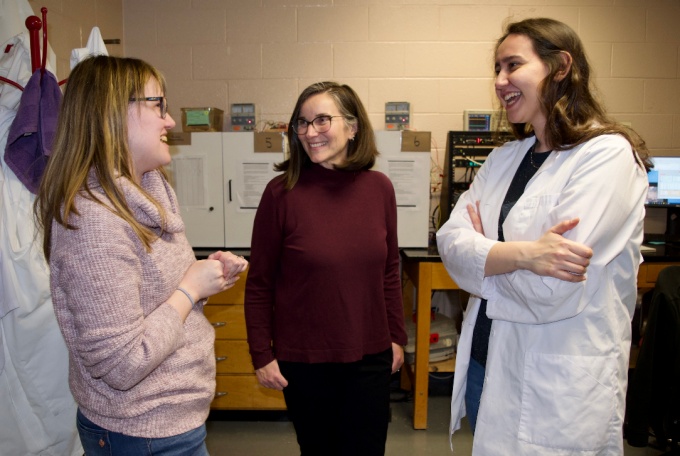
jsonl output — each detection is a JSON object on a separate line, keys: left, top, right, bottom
{"left": 181, "top": 107, "right": 224, "bottom": 132}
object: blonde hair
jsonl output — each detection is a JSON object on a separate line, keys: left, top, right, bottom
{"left": 35, "top": 55, "right": 169, "bottom": 262}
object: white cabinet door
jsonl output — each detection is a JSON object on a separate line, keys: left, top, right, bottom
{"left": 167, "top": 132, "right": 226, "bottom": 248}
{"left": 373, "top": 131, "right": 430, "bottom": 248}
{"left": 222, "top": 132, "right": 285, "bottom": 248}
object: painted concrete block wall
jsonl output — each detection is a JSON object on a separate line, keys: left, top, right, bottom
{"left": 122, "top": 0, "right": 680, "bottom": 160}
{"left": 23, "top": 1, "right": 680, "bottom": 161}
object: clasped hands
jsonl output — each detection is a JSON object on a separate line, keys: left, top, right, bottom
{"left": 180, "top": 251, "right": 249, "bottom": 304}
{"left": 208, "top": 251, "right": 249, "bottom": 288}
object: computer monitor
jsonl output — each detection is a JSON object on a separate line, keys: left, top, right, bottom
{"left": 645, "top": 156, "right": 680, "bottom": 207}
{"left": 645, "top": 157, "right": 680, "bottom": 245}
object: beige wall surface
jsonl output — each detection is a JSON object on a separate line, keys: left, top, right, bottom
{"left": 119, "top": 0, "right": 680, "bottom": 163}
{"left": 20, "top": 1, "right": 680, "bottom": 161}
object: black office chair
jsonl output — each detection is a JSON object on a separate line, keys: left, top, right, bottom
{"left": 626, "top": 266, "right": 680, "bottom": 455}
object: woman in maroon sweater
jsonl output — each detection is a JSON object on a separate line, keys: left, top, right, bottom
{"left": 245, "top": 82, "right": 407, "bottom": 455}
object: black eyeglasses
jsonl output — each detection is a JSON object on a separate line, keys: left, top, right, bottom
{"left": 129, "top": 96, "right": 168, "bottom": 119}
{"left": 292, "top": 115, "right": 348, "bottom": 135}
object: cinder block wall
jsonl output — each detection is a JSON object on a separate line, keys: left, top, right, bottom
{"left": 26, "top": 0, "right": 680, "bottom": 162}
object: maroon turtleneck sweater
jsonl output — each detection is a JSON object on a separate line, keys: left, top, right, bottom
{"left": 245, "top": 163, "right": 407, "bottom": 370}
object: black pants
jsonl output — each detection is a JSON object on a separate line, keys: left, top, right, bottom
{"left": 278, "top": 348, "right": 393, "bottom": 456}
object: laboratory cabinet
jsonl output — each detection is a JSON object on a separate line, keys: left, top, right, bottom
{"left": 169, "top": 130, "right": 431, "bottom": 250}
{"left": 168, "top": 132, "right": 285, "bottom": 248}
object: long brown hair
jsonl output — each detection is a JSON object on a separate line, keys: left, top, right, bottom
{"left": 35, "top": 55, "right": 169, "bottom": 262}
{"left": 495, "top": 17, "right": 650, "bottom": 170}
{"left": 277, "top": 81, "right": 379, "bottom": 190}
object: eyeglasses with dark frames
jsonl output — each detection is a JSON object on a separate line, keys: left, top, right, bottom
{"left": 129, "top": 96, "right": 168, "bottom": 119}
{"left": 292, "top": 115, "right": 349, "bottom": 135}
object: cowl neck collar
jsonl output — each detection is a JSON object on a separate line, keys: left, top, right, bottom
{"left": 86, "top": 169, "right": 184, "bottom": 233}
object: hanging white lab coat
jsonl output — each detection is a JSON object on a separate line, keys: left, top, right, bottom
{"left": 437, "top": 134, "right": 648, "bottom": 455}
{"left": 0, "top": 31, "right": 81, "bottom": 456}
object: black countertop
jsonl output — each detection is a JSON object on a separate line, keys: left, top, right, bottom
{"left": 195, "top": 245, "right": 680, "bottom": 263}
{"left": 193, "top": 248, "right": 251, "bottom": 260}
{"left": 401, "top": 244, "right": 680, "bottom": 263}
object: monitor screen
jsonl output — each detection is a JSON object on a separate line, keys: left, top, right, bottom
{"left": 645, "top": 156, "right": 680, "bottom": 207}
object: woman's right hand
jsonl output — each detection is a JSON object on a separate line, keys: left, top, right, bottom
{"left": 255, "top": 360, "right": 289, "bottom": 391}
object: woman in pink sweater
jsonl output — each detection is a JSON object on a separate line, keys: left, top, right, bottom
{"left": 34, "top": 56, "right": 247, "bottom": 455}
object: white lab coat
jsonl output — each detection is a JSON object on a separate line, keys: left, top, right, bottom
{"left": 0, "top": 28, "right": 82, "bottom": 456}
{"left": 437, "top": 134, "right": 648, "bottom": 455}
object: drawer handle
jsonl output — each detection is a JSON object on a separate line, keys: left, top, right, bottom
{"left": 212, "top": 322, "right": 226, "bottom": 328}
{"left": 215, "top": 392, "right": 228, "bottom": 398}
{"left": 216, "top": 356, "right": 228, "bottom": 362}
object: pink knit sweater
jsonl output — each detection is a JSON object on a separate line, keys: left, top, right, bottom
{"left": 49, "top": 170, "right": 215, "bottom": 438}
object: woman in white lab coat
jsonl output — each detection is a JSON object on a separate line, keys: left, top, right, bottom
{"left": 437, "top": 18, "right": 651, "bottom": 455}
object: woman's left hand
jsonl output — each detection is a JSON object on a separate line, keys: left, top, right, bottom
{"left": 391, "top": 342, "right": 404, "bottom": 373}
{"left": 208, "top": 251, "right": 249, "bottom": 283}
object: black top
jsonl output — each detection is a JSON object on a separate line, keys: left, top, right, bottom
{"left": 471, "top": 144, "right": 551, "bottom": 367}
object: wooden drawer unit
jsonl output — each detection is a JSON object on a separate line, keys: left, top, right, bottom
{"left": 213, "top": 375, "right": 287, "bottom": 410}
{"left": 214, "top": 340, "right": 253, "bottom": 374}
{"left": 205, "top": 272, "right": 286, "bottom": 410}
{"left": 203, "top": 304, "right": 247, "bottom": 339}
{"left": 209, "top": 281, "right": 247, "bottom": 306}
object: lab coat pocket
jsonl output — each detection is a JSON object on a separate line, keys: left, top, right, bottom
{"left": 518, "top": 351, "right": 617, "bottom": 451}
{"left": 504, "top": 193, "right": 560, "bottom": 241}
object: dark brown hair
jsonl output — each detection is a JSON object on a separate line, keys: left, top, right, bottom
{"left": 277, "top": 81, "right": 378, "bottom": 190}
{"left": 495, "top": 17, "right": 650, "bottom": 169}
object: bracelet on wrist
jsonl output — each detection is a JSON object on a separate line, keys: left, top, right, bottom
{"left": 176, "top": 287, "right": 195, "bottom": 307}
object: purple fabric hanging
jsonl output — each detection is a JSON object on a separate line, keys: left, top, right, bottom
{"left": 4, "top": 69, "right": 61, "bottom": 194}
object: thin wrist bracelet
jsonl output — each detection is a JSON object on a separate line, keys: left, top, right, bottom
{"left": 176, "top": 287, "right": 195, "bottom": 307}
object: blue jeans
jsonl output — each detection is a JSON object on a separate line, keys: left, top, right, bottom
{"left": 465, "top": 357, "right": 485, "bottom": 435}
{"left": 77, "top": 409, "right": 209, "bottom": 456}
